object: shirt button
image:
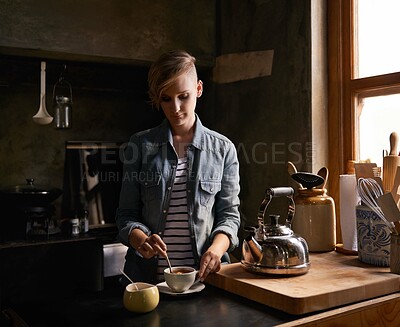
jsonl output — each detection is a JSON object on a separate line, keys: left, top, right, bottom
{"left": 163, "top": 210, "right": 167, "bottom": 214}
{"left": 144, "top": 182, "right": 148, "bottom": 186}
{"left": 187, "top": 190, "right": 191, "bottom": 193}
{"left": 210, "top": 187, "right": 213, "bottom": 192}
{"left": 167, "top": 186, "right": 171, "bottom": 190}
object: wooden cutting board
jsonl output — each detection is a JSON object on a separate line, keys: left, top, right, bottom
{"left": 205, "top": 251, "right": 400, "bottom": 315}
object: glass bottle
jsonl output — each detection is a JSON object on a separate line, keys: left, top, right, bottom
{"left": 80, "top": 210, "right": 89, "bottom": 234}
{"left": 54, "top": 96, "right": 72, "bottom": 129}
{"left": 71, "top": 217, "right": 80, "bottom": 236}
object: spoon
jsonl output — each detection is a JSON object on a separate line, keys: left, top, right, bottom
{"left": 119, "top": 269, "right": 139, "bottom": 291}
{"left": 164, "top": 252, "right": 173, "bottom": 273}
{"left": 33, "top": 61, "right": 53, "bottom": 125}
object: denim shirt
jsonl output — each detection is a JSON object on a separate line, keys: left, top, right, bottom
{"left": 116, "top": 115, "right": 241, "bottom": 283}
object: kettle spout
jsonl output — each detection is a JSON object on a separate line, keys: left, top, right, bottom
{"left": 243, "top": 235, "right": 263, "bottom": 263}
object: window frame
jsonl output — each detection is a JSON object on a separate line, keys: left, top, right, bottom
{"left": 328, "top": 0, "right": 400, "bottom": 241}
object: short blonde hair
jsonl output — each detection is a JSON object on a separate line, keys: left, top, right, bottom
{"left": 148, "top": 50, "right": 197, "bottom": 109}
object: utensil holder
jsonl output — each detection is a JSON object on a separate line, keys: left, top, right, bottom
{"left": 390, "top": 233, "right": 400, "bottom": 274}
{"left": 356, "top": 205, "right": 391, "bottom": 266}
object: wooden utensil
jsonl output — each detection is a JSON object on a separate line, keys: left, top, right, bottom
{"left": 354, "top": 162, "right": 385, "bottom": 193}
{"left": 383, "top": 132, "right": 400, "bottom": 192}
{"left": 32, "top": 61, "right": 53, "bottom": 125}
{"left": 354, "top": 162, "right": 376, "bottom": 180}
{"left": 391, "top": 166, "right": 400, "bottom": 206}
{"left": 377, "top": 192, "right": 400, "bottom": 234}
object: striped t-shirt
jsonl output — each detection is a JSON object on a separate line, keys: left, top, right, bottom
{"left": 157, "top": 157, "right": 195, "bottom": 281}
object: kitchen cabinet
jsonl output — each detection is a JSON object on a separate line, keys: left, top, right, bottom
{"left": 0, "top": 236, "right": 103, "bottom": 309}
{"left": 0, "top": 0, "right": 216, "bottom": 67}
{"left": 284, "top": 294, "right": 400, "bottom": 326}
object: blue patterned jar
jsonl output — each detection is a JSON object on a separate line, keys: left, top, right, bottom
{"left": 356, "top": 205, "right": 391, "bottom": 266}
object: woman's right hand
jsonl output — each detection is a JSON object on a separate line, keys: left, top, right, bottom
{"left": 138, "top": 234, "right": 168, "bottom": 259}
{"left": 130, "top": 229, "right": 167, "bottom": 259}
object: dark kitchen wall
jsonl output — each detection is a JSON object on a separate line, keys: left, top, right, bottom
{"left": 213, "top": 0, "right": 327, "bottom": 241}
{"left": 0, "top": 0, "right": 216, "bottom": 65}
{"left": 0, "top": 0, "right": 217, "bottom": 216}
{"left": 0, "top": 58, "right": 214, "bottom": 188}
{"left": 0, "top": 1, "right": 327, "bottom": 252}
{"left": 0, "top": 59, "right": 157, "bottom": 185}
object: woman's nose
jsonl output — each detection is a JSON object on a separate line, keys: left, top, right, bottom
{"left": 170, "top": 99, "right": 180, "bottom": 112}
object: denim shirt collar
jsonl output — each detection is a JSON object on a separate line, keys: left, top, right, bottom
{"left": 154, "top": 113, "right": 205, "bottom": 150}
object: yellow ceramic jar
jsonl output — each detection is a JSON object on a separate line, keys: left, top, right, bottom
{"left": 123, "top": 282, "right": 159, "bottom": 313}
{"left": 292, "top": 188, "right": 336, "bottom": 252}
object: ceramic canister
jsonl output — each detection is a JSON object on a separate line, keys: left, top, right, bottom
{"left": 292, "top": 188, "right": 336, "bottom": 252}
{"left": 356, "top": 205, "right": 391, "bottom": 266}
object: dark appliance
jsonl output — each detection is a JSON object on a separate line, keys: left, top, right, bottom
{"left": 0, "top": 178, "right": 62, "bottom": 242}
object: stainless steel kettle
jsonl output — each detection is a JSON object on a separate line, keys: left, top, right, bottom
{"left": 241, "top": 187, "right": 310, "bottom": 275}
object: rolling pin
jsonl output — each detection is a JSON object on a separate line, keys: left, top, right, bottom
{"left": 383, "top": 132, "right": 400, "bottom": 192}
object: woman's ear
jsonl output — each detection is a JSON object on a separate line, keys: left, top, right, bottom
{"left": 197, "top": 80, "right": 203, "bottom": 98}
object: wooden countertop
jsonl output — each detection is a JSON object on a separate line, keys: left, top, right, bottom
{"left": 205, "top": 251, "right": 400, "bottom": 315}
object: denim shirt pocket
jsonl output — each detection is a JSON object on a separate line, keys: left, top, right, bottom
{"left": 139, "top": 174, "right": 162, "bottom": 201}
{"left": 199, "top": 180, "right": 221, "bottom": 206}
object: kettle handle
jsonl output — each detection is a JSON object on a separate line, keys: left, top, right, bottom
{"left": 266, "top": 187, "right": 294, "bottom": 198}
{"left": 257, "top": 187, "right": 295, "bottom": 227}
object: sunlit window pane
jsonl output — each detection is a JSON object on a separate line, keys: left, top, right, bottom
{"left": 356, "top": 0, "right": 400, "bottom": 78}
{"left": 359, "top": 94, "right": 400, "bottom": 167}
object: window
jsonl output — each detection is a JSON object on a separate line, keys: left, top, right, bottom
{"left": 356, "top": 0, "right": 400, "bottom": 79}
{"left": 328, "top": 0, "right": 400, "bottom": 237}
{"left": 356, "top": 0, "right": 400, "bottom": 167}
{"left": 359, "top": 94, "right": 400, "bottom": 167}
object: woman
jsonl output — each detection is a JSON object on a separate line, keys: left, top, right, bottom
{"left": 116, "top": 50, "right": 240, "bottom": 284}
